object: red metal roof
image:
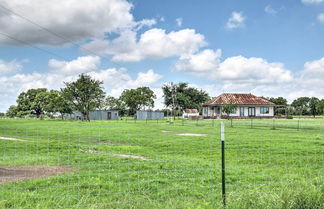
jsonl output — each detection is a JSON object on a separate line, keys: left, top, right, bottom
{"left": 183, "top": 109, "right": 199, "bottom": 113}
{"left": 204, "top": 93, "right": 275, "bottom": 106}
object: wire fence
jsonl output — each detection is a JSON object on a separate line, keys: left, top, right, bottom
{"left": 0, "top": 119, "right": 323, "bottom": 208}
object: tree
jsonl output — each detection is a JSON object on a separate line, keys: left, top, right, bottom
{"left": 316, "top": 99, "right": 324, "bottom": 115}
{"left": 6, "top": 105, "right": 18, "bottom": 118}
{"left": 291, "top": 97, "right": 311, "bottom": 115}
{"left": 44, "top": 90, "right": 73, "bottom": 120}
{"left": 309, "top": 97, "right": 319, "bottom": 117}
{"left": 16, "top": 88, "right": 48, "bottom": 118}
{"left": 269, "top": 97, "right": 288, "bottom": 115}
{"left": 222, "top": 102, "right": 238, "bottom": 119}
{"left": 61, "top": 74, "right": 105, "bottom": 121}
{"left": 120, "top": 87, "right": 156, "bottom": 115}
{"left": 162, "top": 82, "right": 210, "bottom": 119}
{"left": 102, "top": 96, "right": 126, "bottom": 116}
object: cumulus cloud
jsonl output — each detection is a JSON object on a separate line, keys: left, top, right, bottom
{"left": 226, "top": 11, "right": 246, "bottom": 29}
{"left": 175, "top": 50, "right": 293, "bottom": 84}
{"left": 48, "top": 56, "right": 101, "bottom": 76}
{"left": 175, "top": 49, "right": 222, "bottom": 72}
{"left": 0, "top": 56, "right": 163, "bottom": 112}
{"left": 0, "top": 59, "right": 22, "bottom": 75}
{"left": 301, "top": 57, "right": 324, "bottom": 76}
{"left": 317, "top": 13, "right": 324, "bottom": 23}
{"left": 181, "top": 56, "right": 324, "bottom": 102}
{"left": 82, "top": 28, "right": 207, "bottom": 62}
{"left": 0, "top": 0, "right": 134, "bottom": 45}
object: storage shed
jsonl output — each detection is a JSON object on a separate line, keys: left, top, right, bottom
{"left": 136, "top": 111, "right": 164, "bottom": 120}
{"left": 65, "top": 110, "right": 119, "bottom": 120}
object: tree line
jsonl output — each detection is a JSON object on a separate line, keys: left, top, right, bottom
{"left": 4, "top": 74, "right": 324, "bottom": 120}
{"left": 4, "top": 74, "right": 210, "bottom": 120}
{"left": 269, "top": 97, "right": 324, "bottom": 117}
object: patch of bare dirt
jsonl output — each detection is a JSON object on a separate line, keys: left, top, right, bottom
{"left": 100, "top": 141, "right": 122, "bottom": 145}
{"left": 111, "top": 154, "right": 151, "bottom": 161}
{"left": 176, "top": 133, "right": 208, "bottom": 137}
{"left": 161, "top": 130, "right": 173, "bottom": 133}
{"left": 0, "top": 136, "right": 26, "bottom": 142}
{"left": 0, "top": 166, "right": 74, "bottom": 184}
{"left": 80, "top": 148, "right": 98, "bottom": 154}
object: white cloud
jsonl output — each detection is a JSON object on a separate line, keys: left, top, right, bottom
{"left": 176, "top": 55, "right": 324, "bottom": 102}
{"left": 135, "top": 18, "right": 157, "bottom": 30}
{"left": 176, "top": 18, "right": 183, "bottom": 27}
{"left": 48, "top": 56, "right": 101, "bottom": 76}
{"left": 175, "top": 50, "right": 293, "bottom": 84}
{"left": 175, "top": 49, "right": 221, "bottom": 72}
{"left": 82, "top": 28, "right": 207, "bottom": 62}
{"left": 0, "top": 0, "right": 134, "bottom": 45}
{"left": 0, "top": 59, "right": 22, "bottom": 75}
{"left": 0, "top": 56, "right": 163, "bottom": 112}
{"left": 317, "top": 13, "right": 324, "bottom": 23}
{"left": 264, "top": 5, "right": 278, "bottom": 15}
{"left": 301, "top": 0, "right": 324, "bottom": 4}
{"left": 226, "top": 11, "right": 246, "bottom": 29}
{"left": 301, "top": 57, "right": 324, "bottom": 76}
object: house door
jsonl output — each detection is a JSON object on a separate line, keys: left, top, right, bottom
{"left": 248, "top": 107, "right": 255, "bottom": 117}
{"left": 240, "top": 107, "right": 244, "bottom": 116}
{"left": 107, "top": 112, "right": 112, "bottom": 120}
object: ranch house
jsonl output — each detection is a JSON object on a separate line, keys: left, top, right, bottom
{"left": 202, "top": 93, "right": 275, "bottom": 119}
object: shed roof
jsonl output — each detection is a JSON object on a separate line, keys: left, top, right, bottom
{"left": 183, "top": 109, "right": 199, "bottom": 113}
{"left": 204, "top": 93, "right": 275, "bottom": 106}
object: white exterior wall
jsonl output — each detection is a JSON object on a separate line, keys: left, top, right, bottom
{"left": 204, "top": 105, "right": 274, "bottom": 118}
{"left": 183, "top": 112, "right": 199, "bottom": 118}
{"left": 226, "top": 106, "right": 274, "bottom": 117}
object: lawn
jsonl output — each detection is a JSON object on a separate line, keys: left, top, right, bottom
{"left": 0, "top": 118, "right": 323, "bottom": 209}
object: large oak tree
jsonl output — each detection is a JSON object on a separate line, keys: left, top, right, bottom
{"left": 61, "top": 74, "right": 105, "bottom": 121}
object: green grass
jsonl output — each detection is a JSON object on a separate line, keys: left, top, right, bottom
{"left": 0, "top": 118, "right": 323, "bottom": 209}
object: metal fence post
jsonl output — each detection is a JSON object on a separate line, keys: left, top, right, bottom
{"left": 221, "top": 122, "right": 226, "bottom": 206}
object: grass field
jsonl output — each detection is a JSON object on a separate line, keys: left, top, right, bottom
{"left": 0, "top": 118, "right": 323, "bottom": 209}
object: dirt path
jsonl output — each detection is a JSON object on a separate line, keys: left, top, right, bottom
{"left": 0, "top": 166, "right": 74, "bottom": 184}
{"left": 176, "top": 133, "right": 208, "bottom": 137}
{"left": 111, "top": 154, "right": 151, "bottom": 161}
{"left": 0, "top": 136, "right": 26, "bottom": 142}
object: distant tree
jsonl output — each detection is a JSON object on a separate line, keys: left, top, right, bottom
{"left": 222, "top": 102, "right": 238, "bottom": 119}
{"left": 291, "top": 97, "right": 311, "bottom": 115}
{"left": 102, "top": 96, "right": 127, "bottom": 116}
{"left": 6, "top": 105, "right": 18, "bottom": 118}
{"left": 309, "top": 97, "right": 320, "bottom": 117}
{"left": 120, "top": 87, "right": 156, "bottom": 115}
{"left": 316, "top": 99, "right": 324, "bottom": 115}
{"left": 16, "top": 88, "right": 48, "bottom": 118}
{"left": 44, "top": 90, "right": 73, "bottom": 120}
{"left": 61, "top": 74, "right": 105, "bottom": 121}
{"left": 162, "top": 82, "right": 210, "bottom": 119}
{"left": 269, "top": 97, "right": 288, "bottom": 115}
{"left": 0, "top": 113, "right": 4, "bottom": 117}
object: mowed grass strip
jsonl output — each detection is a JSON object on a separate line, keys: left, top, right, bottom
{"left": 0, "top": 118, "right": 323, "bottom": 209}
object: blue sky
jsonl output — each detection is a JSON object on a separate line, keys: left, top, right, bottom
{"left": 0, "top": 0, "right": 324, "bottom": 112}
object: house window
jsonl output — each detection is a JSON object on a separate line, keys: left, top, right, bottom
{"left": 230, "top": 108, "right": 237, "bottom": 114}
{"left": 260, "top": 107, "right": 269, "bottom": 114}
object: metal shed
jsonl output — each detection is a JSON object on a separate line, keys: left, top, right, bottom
{"left": 89, "top": 110, "right": 119, "bottom": 120}
{"left": 65, "top": 110, "right": 119, "bottom": 120}
{"left": 136, "top": 110, "right": 164, "bottom": 120}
